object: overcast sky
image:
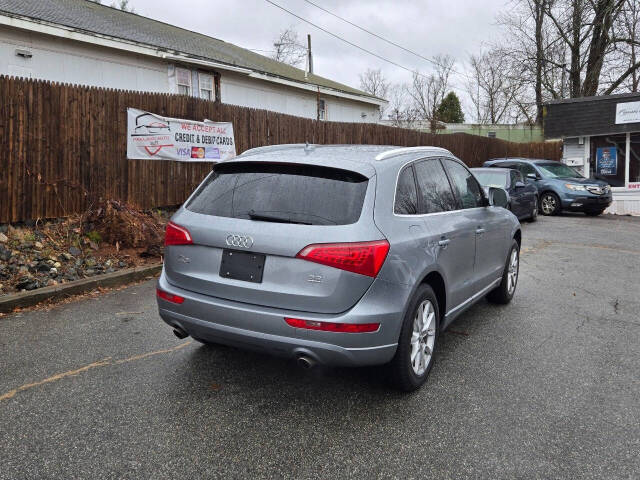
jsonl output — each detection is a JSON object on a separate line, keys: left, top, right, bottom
{"left": 129, "top": 0, "right": 509, "bottom": 118}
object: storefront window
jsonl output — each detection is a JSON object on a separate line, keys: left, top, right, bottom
{"left": 590, "top": 134, "right": 627, "bottom": 187}
{"left": 630, "top": 134, "right": 640, "bottom": 189}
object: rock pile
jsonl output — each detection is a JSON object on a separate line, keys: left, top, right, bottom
{"left": 0, "top": 204, "right": 172, "bottom": 295}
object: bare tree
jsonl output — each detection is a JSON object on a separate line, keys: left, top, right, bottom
{"left": 386, "top": 84, "right": 419, "bottom": 128}
{"left": 541, "top": 0, "right": 625, "bottom": 97}
{"left": 543, "top": 0, "right": 640, "bottom": 96}
{"left": 271, "top": 28, "right": 307, "bottom": 68}
{"left": 359, "top": 68, "right": 390, "bottom": 119}
{"left": 532, "top": 0, "right": 549, "bottom": 122}
{"left": 88, "top": 0, "right": 135, "bottom": 12}
{"left": 497, "top": 0, "right": 640, "bottom": 123}
{"left": 466, "top": 48, "right": 533, "bottom": 124}
{"left": 406, "top": 55, "right": 455, "bottom": 132}
{"left": 359, "top": 68, "right": 390, "bottom": 99}
{"left": 498, "top": 0, "right": 555, "bottom": 124}
{"left": 111, "top": 0, "right": 134, "bottom": 11}
{"left": 605, "top": 0, "right": 640, "bottom": 92}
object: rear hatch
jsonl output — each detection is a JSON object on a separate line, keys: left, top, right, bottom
{"left": 164, "top": 161, "right": 385, "bottom": 314}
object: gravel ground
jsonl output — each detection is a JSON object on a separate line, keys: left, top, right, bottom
{"left": 1, "top": 213, "right": 639, "bottom": 479}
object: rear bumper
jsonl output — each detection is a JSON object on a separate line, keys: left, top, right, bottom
{"left": 156, "top": 270, "right": 406, "bottom": 367}
{"left": 560, "top": 193, "right": 612, "bottom": 212}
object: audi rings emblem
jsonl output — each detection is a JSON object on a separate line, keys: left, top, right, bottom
{"left": 226, "top": 234, "right": 254, "bottom": 248}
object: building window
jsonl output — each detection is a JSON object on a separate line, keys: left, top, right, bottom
{"left": 318, "top": 99, "right": 327, "bottom": 121}
{"left": 590, "top": 134, "right": 627, "bottom": 188}
{"left": 199, "top": 73, "right": 214, "bottom": 100}
{"left": 176, "top": 67, "right": 191, "bottom": 96}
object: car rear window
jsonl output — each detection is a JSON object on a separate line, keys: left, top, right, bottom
{"left": 473, "top": 170, "right": 508, "bottom": 188}
{"left": 186, "top": 162, "right": 369, "bottom": 225}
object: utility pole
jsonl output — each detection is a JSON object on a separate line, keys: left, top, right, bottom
{"left": 307, "top": 34, "right": 313, "bottom": 75}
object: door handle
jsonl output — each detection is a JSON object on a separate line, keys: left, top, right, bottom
{"left": 438, "top": 238, "right": 450, "bottom": 248}
{"left": 476, "top": 227, "right": 485, "bottom": 235}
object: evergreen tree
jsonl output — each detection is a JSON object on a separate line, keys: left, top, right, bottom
{"left": 436, "top": 92, "right": 465, "bottom": 123}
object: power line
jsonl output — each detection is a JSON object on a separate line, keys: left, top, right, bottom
{"left": 302, "top": 0, "right": 447, "bottom": 71}
{"left": 265, "top": 0, "right": 469, "bottom": 93}
{"left": 263, "top": 0, "right": 440, "bottom": 80}
{"left": 302, "top": 0, "right": 475, "bottom": 84}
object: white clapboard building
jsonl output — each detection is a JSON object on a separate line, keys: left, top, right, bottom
{"left": 0, "top": 0, "right": 386, "bottom": 122}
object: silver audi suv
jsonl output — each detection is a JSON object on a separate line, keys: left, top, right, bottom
{"left": 157, "top": 145, "right": 521, "bottom": 391}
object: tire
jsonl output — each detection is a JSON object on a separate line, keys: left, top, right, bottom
{"left": 390, "top": 284, "right": 440, "bottom": 392}
{"left": 540, "top": 192, "right": 560, "bottom": 216}
{"left": 585, "top": 209, "right": 605, "bottom": 216}
{"left": 487, "top": 239, "right": 520, "bottom": 305}
{"left": 527, "top": 196, "right": 538, "bottom": 222}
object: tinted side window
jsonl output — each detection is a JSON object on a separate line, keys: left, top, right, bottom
{"left": 394, "top": 166, "right": 418, "bottom": 214}
{"left": 414, "top": 160, "right": 457, "bottom": 214}
{"left": 443, "top": 159, "right": 484, "bottom": 209}
{"left": 510, "top": 170, "right": 520, "bottom": 186}
{"left": 518, "top": 163, "right": 537, "bottom": 177}
{"left": 516, "top": 170, "right": 524, "bottom": 182}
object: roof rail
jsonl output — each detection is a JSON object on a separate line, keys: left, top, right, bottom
{"left": 374, "top": 146, "right": 452, "bottom": 162}
{"left": 239, "top": 144, "right": 316, "bottom": 157}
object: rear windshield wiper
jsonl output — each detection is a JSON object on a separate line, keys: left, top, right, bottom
{"left": 246, "top": 210, "right": 312, "bottom": 225}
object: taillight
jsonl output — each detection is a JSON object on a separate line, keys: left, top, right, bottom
{"left": 156, "top": 288, "right": 185, "bottom": 304}
{"left": 165, "top": 221, "right": 192, "bottom": 246}
{"left": 285, "top": 317, "right": 379, "bottom": 333}
{"left": 296, "top": 240, "right": 389, "bottom": 277}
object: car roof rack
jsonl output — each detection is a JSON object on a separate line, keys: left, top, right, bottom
{"left": 374, "top": 146, "right": 452, "bottom": 161}
{"left": 239, "top": 143, "right": 315, "bottom": 157}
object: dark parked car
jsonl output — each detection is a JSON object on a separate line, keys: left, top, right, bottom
{"left": 483, "top": 158, "right": 612, "bottom": 216}
{"left": 472, "top": 167, "right": 538, "bottom": 222}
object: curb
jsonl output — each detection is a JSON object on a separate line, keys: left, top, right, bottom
{"left": 0, "top": 263, "right": 163, "bottom": 313}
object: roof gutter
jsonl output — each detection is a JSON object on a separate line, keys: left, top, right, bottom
{"left": 0, "top": 12, "right": 385, "bottom": 106}
{"left": 160, "top": 53, "right": 252, "bottom": 74}
{"left": 247, "top": 71, "right": 387, "bottom": 107}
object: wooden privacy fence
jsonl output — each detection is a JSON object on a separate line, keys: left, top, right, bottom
{"left": 0, "top": 75, "right": 562, "bottom": 223}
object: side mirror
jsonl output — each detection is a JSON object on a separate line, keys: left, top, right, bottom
{"left": 488, "top": 187, "right": 509, "bottom": 208}
{"left": 526, "top": 173, "right": 538, "bottom": 180}
{"left": 515, "top": 181, "right": 526, "bottom": 189}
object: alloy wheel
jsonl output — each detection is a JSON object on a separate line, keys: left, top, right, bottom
{"left": 507, "top": 249, "right": 519, "bottom": 295}
{"left": 410, "top": 300, "right": 436, "bottom": 375}
{"left": 541, "top": 194, "right": 556, "bottom": 215}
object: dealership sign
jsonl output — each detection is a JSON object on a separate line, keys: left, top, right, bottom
{"left": 127, "top": 108, "right": 236, "bottom": 161}
{"left": 615, "top": 101, "right": 640, "bottom": 124}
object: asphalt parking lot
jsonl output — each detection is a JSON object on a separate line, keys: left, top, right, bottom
{"left": 1, "top": 213, "right": 639, "bottom": 479}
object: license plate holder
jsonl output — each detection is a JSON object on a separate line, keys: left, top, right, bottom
{"left": 220, "top": 249, "right": 265, "bottom": 283}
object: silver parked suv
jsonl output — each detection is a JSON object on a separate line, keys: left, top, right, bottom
{"left": 157, "top": 145, "right": 521, "bottom": 391}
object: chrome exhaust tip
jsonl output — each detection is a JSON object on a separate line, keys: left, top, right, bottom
{"left": 297, "top": 355, "right": 316, "bottom": 370}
